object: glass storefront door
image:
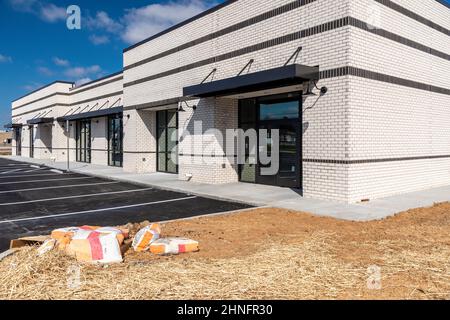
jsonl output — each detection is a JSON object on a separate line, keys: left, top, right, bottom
{"left": 76, "top": 120, "right": 91, "bottom": 163}
{"left": 238, "top": 93, "right": 302, "bottom": 189}
{"left": 108, "top": 114, "right": 123, "bottom": 167}
{"left": 15, "top": 127, "right": 22, "bottom": 156}
{"left": 157, "top": 109, "right": 178, "bottom": 174}
{"left": 29, "top": 126, "right": 34, "bottom": 158}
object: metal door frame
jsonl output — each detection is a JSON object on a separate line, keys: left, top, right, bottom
{"left": 238, "top": 93, "right": 302, "bottom": 189}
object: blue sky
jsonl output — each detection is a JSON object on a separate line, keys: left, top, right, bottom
{"left": 0, "top": 0, "right": 221, "bottom": 126}
{"left": 0, "top": 0, "right": 449, "bottom": 127}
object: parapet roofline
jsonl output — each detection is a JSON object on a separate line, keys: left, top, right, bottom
{"left": 436, "top": 0, "right": 450, "bottom": 9}
{"left": 70, "top": 71, "right": 123, "bottom": 91}
{"left": 123, "top": 0, "right": 238, "bottom": 53}
{"left": 12, "top": 70, "right": 123, "bottom": 104}
{"left": 12, "top": 81, "right": 74, "bottom": 103}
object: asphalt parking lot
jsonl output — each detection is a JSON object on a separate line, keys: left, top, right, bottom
{"left": 0, "top": 158, "right": 252, "bottom": 251}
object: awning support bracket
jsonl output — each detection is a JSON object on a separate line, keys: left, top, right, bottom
{"left": 42, "top": 109, "right": 52, "bottom": 117}
{"left": 79, "top": 104, "right": 91, "bottom": 114}
{"left": 201, "top": 68, "right": 217, "bottom": 84}
{"left": 284, "top": 46, "right": 302, "bottom": 66}
{"left": 109, "top": 97, "right": 121, "bottom": 109}
{"left": 87, "top": 102, "right": 99, "bottom": 112}
{"left": 63, "top": 108, "right": 73, "bottom": 117}
{"left": 237, "top": 59, "right": 254, "bottom": 76}
{"left": 95, "top": 101, "right": 108, "bottom": 111}
{"left": 30, "top": 112, "right": 42, "bottom": 120}
{"left": 68, "top": 106, "right": 81, "bottom": 116}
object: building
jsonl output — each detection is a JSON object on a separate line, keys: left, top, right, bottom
{"left": 6, "top": 0, "right": 450, "bottom": 203}
{"left": 0, "top": 131, "right": 12, "bottom": 155}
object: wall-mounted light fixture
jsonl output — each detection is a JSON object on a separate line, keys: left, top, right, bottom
{"left": 302, "top": 81, "right": 317, "bottom": 97}
{"left": 302, "top": 81, "right": 329, "bottom": 113}
{"left": 178, "top": 101, "right": 197, "bottom": 112}
{"left": 302, "top": 80, "right": 328, "bottom": 98}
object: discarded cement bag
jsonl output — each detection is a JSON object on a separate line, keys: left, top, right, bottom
{"left": 150, "top": 237, "right": 199, "bottom": 255}
{"left": 132, "top": 223, "right": 161, "bottom": 252}
{"left": 51, "top": 227, "right": 81, "bottom": 241}
{"left": 94, "top": 227, "right": 128, "bottom": 244}
{"left": 51, "top": 227, "right": 82, "bottom": 250}
{"left": 51, "top": 226, "right": 128, "bottom": 250}
{"left": 67, "top": 230, "right": 123, "bottom": 264}
{"left": 37, "top": 238, "right": 56, "bottom": 256}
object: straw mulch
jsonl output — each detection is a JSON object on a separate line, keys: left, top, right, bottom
{"left": 1, "top": 205, "right": 450, "bottom": 300}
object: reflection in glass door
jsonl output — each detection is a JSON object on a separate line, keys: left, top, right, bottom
{"left": 29, "top": 126, "right": 34, "bottom": 158}
{"left": 238, "top": 94, "right": 302, "bottom": 189}
{"left": 76, "top": 120, "right": 91, "bottom": 163}
{"left": 157, "top": 109, "right": 178, "bottom": 173}
{"left": 15, "top": 127, "right": 22, "bottom": 156}
{"left": 257, "top": 120, "right": 300, "bottom": 188}
{"left": 108, "top": 114, "right": 123, "bottom": 167}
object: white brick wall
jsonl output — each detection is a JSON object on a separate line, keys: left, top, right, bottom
{"left": 391, "top": 0, "right": 450, "bottom": 28}
{"left": 123, "top": 109, "right": 157, "bottom": 173}
{"left": 11, "top": 74, "right": 123, "bottom": 165}
{"left": 177, "top": 97, "right": 239, "bottom": 184}
{"left": 350, "top": 0, "right": 450, "bottom": 54}
{"left": 342, "top": 0, "right": 450, "bottom": 202}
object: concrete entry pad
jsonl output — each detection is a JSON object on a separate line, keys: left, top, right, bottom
{"left": 0, "top": 158, "right": 253, "bottom": 251}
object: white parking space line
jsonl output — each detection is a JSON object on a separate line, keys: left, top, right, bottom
{"left": 0, "top": 168, "right": 30, "bottom": 173}
{"left": 0, "top": 173, "right": 74, "bottom": 180}
{"left": 0, "top": 187, "right": 153, "bottom": 206}
{"left": 0, "top": 165, "right": 32, "bottom": 168}
{"left": 0, "top": 181, "right": 120, "bottom": 194}
{"left": 0, "top": 176, "right": 93, "bottom": 185}
{"left": 0, "top": 169, "right": 25, "bottom": 175}
{"left": 22, "top": 167, "right": 47, "bottom": 173}
{"left": 0, "top": 196, "right": 197, "bottom": 225}
{"left": 0, "top": 167, "right": 32, "bottom": 171}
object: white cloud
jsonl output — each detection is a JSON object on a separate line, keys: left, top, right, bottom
{"left": 37, "top": 66, "right": 54, "bottom": 76}
{"left": 8, "top": 0, "right": 66, "bottom": 23}
{"left": 121, "top": 0, "right": 214, "bottom": 44}
{"left": 0, "top": 54, "right": 12, "bottom": 63}
{"left": 53, "top": 57, "right": 70, "bottom": 67}
{"left": 39, "top": 3, "right": 66, "bottom": 22}
{"left": 75, "top": 78, "right": 93, "bottom": 86}
{"left": 64, "top": 65, "right": 101, "bottom": 78}
{"left": 86, "top": 11, "right": 122, "bottom": 33}
{"left": 83, "top": 0, "right": 217, "bottom": 44}
{"left": 89, "top": 34, "right": 110, "bottom": 45}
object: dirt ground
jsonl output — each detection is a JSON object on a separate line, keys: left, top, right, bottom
{"left": 1, "top": 203, "right": 450, "bottom": 300}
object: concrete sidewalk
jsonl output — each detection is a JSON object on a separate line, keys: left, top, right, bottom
{"left": 4, "top": 155, "right": 450, "bottom": 221}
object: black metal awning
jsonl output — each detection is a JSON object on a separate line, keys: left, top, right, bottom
{"left": 27, "top": 117, "right": 54, "bottom": 125}
{"left": 4, "top": 123, "right": 22, "bottom": 129}
{"left": 57, "top": 106, "right": 123, "bottom": 122}
{"left": 183, "top": 64, "right": 320, "bottom": 98}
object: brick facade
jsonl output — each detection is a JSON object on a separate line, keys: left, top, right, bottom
{"left": 9, "top": 0, "right": 450, "bottom": 203}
